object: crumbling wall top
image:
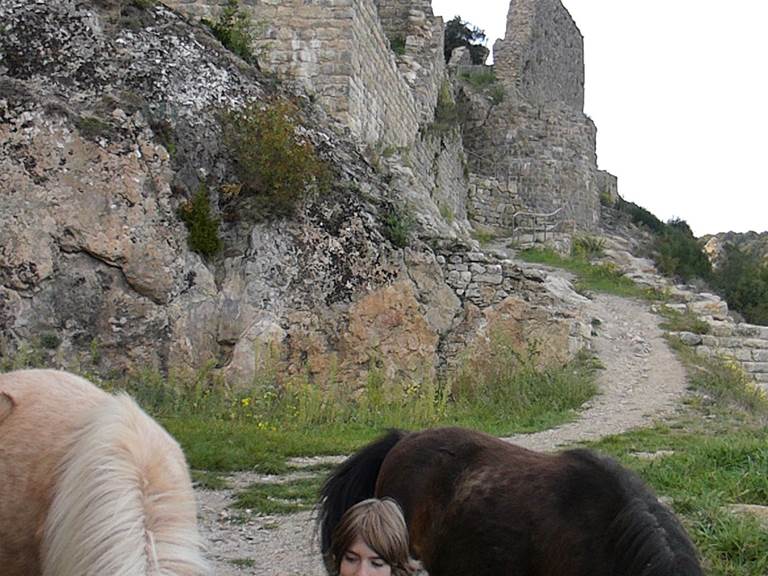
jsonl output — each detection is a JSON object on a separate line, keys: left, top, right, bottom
{"left": 493, "top": 0, "right": 584, "bottom": 111}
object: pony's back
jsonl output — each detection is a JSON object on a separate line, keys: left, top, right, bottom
{"left": 0, "top": 369, "right": 209, "bottom": 576}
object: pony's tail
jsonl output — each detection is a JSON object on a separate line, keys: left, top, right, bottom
{"left": 42, "top": 393, "right": 210, "bottom": 576}
{"left": 318, "top": 429, "right": 408, "bottom": 569}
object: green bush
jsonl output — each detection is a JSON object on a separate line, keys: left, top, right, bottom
{"left": 179, "top": 184, "right": 222, "bottom": 257}
{"left": 459, "top": 69, "right": 496, "bottom": 88}
{"left": 655, "top": 219, "right": 711, "bottom": 281}
{"left": 222, "top": 99, "right": 330, "bottom": 216}
{"left": 388, "top": 34, "right": 406, "bottom": 56}
{"left": 382, "top": 205, "right": 413, "bottom": 248}
{"left": 616, "top": 197, "right": 665, "bottom": 233}
{"left": 203, "top": 0, "right": 255, "bottom": 62}
{"left": 711, "top": 244, "right": 768, "bottom": 325}
{"left": 615, "top": 198, "right": 711, "bottom": 283}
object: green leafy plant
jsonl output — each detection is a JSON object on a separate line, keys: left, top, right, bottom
{"left": 222, "top": 99, "right": 330, "bottom": 217}
{"left": 711, "top": 244, "right": 768, "bottom": 325}
{"left": 571, "top": 235, "right": 606, "bottom": 259}
{"left": 382, "top": 205, "right": 413, "bottom": 248}
{"left": 443, "top": 16, "right": 488, "bottom": 64}
{"left": 178, "top": 184, "right": 222, "bottom": 257}
{"left": 388, "top": 34, "right": 406, "bottom": 56}
{"left": 39, "top": 333, "right": 61, "bottom": 350}
{"left": 203, "top": 0, "right": 255, "bottom": 62}
{"left": 599, "top": 190, "right": 615, "bottom": 206}
{"left": 655, "top": 218, "right": 711, "bottom": 282}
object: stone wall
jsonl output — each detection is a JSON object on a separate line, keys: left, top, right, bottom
{"left": 374, "top": 0, "right": 445, "bottom": 124}
{"left": 380, "top": 126, "right": 472, "bottom": 239}
{"left": 467, "top": 173, "right": 520, "bottom": 232}
{"left": 493, "top": 0, "right": 584, "bottom": 111}
{"left": 167, "top": 0, "right": 444, "bottom": 147}
{"left": 460, "top": 83, "right": 602, "bottom": 230}
{"left": 438, "top": 250, "right": 590, "bottom": 367}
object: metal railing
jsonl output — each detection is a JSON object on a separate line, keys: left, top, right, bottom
{"left": 511, "top": 206, "right": 565, "bottom": 243}
{"left": 465, "top": 149, "right": 515, "bottom": 191}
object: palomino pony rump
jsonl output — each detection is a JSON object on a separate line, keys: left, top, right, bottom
{"left": 319, "top": 427, "right": 703, "bottom": 576}
{"left": 0, "top": 369, "right": 210, "bottom": 576}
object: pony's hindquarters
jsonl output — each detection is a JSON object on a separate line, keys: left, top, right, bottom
{"left": 42, "top": 392, "right": 210, "bottom": 576}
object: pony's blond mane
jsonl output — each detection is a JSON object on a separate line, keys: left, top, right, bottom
{"left": 42, "top": 393, "right": 210, "bottom": 576}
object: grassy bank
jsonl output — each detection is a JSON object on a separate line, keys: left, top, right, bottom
{"left": 517, "top": 247, "right": 661, "bottom": 299}
{"left": 586, "top": 338, "right": 768, "bottom": 576}
{"left": 146, "top": 348, "right": 600, "bottom": 473}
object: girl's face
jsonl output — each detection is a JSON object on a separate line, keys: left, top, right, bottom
{"left": 339, "top": 537, "right": 392, "bottom": 576}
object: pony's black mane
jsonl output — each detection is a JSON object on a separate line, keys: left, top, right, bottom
{"left": 317, "top": 429, "right": 407, "bottom": 560}
{"left": 564, "top": 449, "right": 703, "bottom": 576}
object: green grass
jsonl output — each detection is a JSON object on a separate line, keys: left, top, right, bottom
{"left": 518, "top": 247, "right": 660, "bottom": 299}
{"left": 584, "top": 335, "right": 768, "bottom": 576}
{"left": 234, "top": 476, "right": 323, "bottom": 515}
{"left": 658, "top": 305, "right": 711, "bottom": 335}
{"left": 190, "top": 470, "right": 230, "bottom": 490}
{"left": 151, "top": 349, "right": 599, "bottom": 472}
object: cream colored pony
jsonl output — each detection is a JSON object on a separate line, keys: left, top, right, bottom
{"left": 0, "top": 369, "right": 210, "bottom": 576}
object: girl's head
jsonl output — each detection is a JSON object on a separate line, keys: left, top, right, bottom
{"left": 330, "top": 498, "right": 416, "bottom": 576}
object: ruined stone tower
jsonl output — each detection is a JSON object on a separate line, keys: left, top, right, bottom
{"left": 462, "top": 0, "right": 616, "bottom": 231}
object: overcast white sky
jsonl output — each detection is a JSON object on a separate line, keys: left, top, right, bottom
{"left": 431, "top": 1, "right": 768, "bottom": 237}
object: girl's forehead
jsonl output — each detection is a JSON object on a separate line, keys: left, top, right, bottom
{"left": 349, "top": 537, "right": 382, "bottom": 557}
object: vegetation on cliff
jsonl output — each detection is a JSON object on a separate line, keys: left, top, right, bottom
{"left": 202, "top": 0, "right": 256, "bottom": 62}
{"left": 222, "top": 99, "right": 330, "bottom": 217}
{"left": 443, "top": 16, "right": 488, "bottom": 65}
{"left": 614, "top": 198, "right": 768, "bottom": 324}
{"left": 710, "top": 244, "right": 768, "bottom": 324}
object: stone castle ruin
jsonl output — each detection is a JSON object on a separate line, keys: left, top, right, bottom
{"left": 165, "top": 0, "right": 617, "bottom": 233}
{"left": 0, "top": 0, "right": 616, "bottom": 385}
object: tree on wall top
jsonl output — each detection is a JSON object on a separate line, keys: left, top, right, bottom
{"left": 444, "top": 16, "right": 488, "bottom": 65}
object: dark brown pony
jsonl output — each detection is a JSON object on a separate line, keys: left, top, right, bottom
{"left": 319, "top": 427, "right": 703, "bottom": 576}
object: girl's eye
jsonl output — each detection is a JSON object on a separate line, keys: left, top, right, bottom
{"left": 343, "top": 553, "right": 359, "bottom": 563}
{"left": 371, "top": 559, "right": 386, "bottom": 568}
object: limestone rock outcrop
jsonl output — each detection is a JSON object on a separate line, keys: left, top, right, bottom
{"left": 0, "top": 0, "right": 591, "bottom": 387}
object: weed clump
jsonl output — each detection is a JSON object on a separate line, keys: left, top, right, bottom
{"left": 221, "top": 99, "right": 330, "bottom": 217}
{"left": 382, "top": 205, "right": 413, "bottom": 248}
{"left": 388, "top": 34, "right": 406, "bottom": 56}
{"left": 571, "top": 235, "right": 606, "bottom": 259}
{"left": 203, "top": 0, "right": 256, "bottom": 62}
{"left": 430, "top": 80, "right": 460, "bottom": 133}
{"left": 179, "top": 184, "right": 222, "bottom": 257}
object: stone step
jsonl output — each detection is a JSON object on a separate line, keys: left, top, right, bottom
{"left": 700, "top": 335, "right": 768, "bottom": 349}
{"left": 734, "top": 324, "right": 768, "bottom": 339}
{"left": 753, "top": 373, "right": 768, "bottom": 384}
{"left": 742, "top": 362, "right": 768, "bottom": 374}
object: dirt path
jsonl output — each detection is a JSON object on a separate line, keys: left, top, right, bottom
{"left": 195, "top": 292, "right": 690, "bottom": 575}
{"left": 503, "top": 292, "right": 689, "bottom": 450}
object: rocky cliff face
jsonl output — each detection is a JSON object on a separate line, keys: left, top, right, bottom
{"left": 702, "top": 231, "right": 768, "bottom": 267}
{"left": 0, "top": 0, "right": 590, "bottom": 386}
